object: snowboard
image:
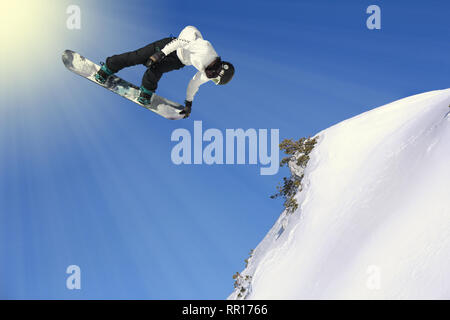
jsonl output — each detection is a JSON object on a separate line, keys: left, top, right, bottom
{"left": 62, "top": 50, "right": 185, "bottom": 120}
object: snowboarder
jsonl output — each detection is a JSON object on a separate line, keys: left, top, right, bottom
{"left": 95, "top": 26, "right": 235, "bottom": 118}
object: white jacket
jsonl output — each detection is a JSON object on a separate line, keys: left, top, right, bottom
{"left": 161, "top": 26, "right": 219, "bottom": 102}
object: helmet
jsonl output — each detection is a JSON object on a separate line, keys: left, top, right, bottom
{"left": 214, "top": 61, "right": 235, "bottom": 85}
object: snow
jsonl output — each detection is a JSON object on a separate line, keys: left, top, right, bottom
{"left": 229, "top": 89, "right": 450, "bottom": 299}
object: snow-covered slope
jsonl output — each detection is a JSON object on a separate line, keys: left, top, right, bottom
{"left": 229, "top": 89, "right": 450, "bottom": 299}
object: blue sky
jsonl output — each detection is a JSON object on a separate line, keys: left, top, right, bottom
{"left": 0, "top": 0, "right": 449, "bottom": 299}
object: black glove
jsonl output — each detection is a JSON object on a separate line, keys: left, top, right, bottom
{"left": 180, "top": 100, "right": 192, "bottom": 118}
{"left": 145, "top": 51, "right": 166, "bottom": 68}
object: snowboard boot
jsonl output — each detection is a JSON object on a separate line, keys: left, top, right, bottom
{"left": 95, "top": 63, "right": 114, "bottom": 84}
{"left": 137, "top": 86, "right": 154, "bottom": 105}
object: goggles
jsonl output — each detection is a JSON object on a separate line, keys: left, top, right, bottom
{"left": 212, "top": 68, "right": 226, "bottom": 85}
{"left": 211, "top": 67, "right": 227, "bottom": 85}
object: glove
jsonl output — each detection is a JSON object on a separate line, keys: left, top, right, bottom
{"left": 180, "top": 100, "right": 192, "bottom": 118}
{"left": 145, "top": 51, "right": 166, "bottom": 68}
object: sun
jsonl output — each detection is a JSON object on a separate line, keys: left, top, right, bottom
{"left": 1, "top": 1, "right": 50, "bottom": 53}
{"left": 0, "top": 0, "right": 65, "bottom": 85}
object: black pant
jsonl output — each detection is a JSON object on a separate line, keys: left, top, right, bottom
{"left": 105, "top": 37, "right": 185, "bottom": 92}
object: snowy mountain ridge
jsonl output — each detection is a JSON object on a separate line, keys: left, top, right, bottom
{"left": 229, "top": 89, "right": 450, "bottom": 299}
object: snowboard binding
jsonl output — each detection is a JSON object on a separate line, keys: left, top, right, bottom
{"left": 95, "top": 62, "right": 114, "bottom": 84}
{"left": 137, "top": 86, "right": 154, "bottom": 105}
